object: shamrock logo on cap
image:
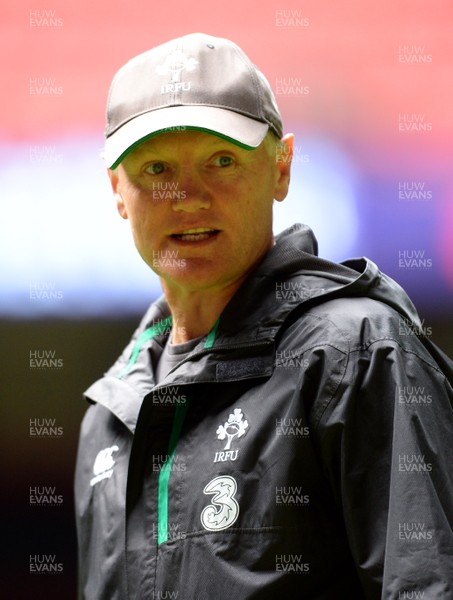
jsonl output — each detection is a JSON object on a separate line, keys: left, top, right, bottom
{"left": 156, "top": 50, "right": 198, "bottom": 83}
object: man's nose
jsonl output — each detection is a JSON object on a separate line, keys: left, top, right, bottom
{"left": 171, "top": 171, "right": 212, "bottom": 212}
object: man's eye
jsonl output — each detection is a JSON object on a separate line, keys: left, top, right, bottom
{"left": 145, "top": 162, "right": 165, "bottom": 175}
{"left": 215, "top": 156, "right": 234, "bottom": 167}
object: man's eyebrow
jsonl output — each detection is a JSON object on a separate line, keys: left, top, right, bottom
{"left": 128, "top": 137, "right": 242, "bottom": 160}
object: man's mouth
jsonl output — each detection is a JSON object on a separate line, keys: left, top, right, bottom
{"left": 170, "top": 228, "right": 220, "bottom": 242}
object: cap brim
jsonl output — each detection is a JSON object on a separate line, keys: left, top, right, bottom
{"left": 103, "top": 106, "right": 269, "bottom": 169}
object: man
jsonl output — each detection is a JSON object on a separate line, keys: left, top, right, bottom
{"left": 75, "top": 33, "right": 453, "bottom": 599}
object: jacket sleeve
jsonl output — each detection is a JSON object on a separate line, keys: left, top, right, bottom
{"left": 312, "top": 336, "right": 453, "bottom": 599}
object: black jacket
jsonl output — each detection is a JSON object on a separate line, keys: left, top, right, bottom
{"left": 75, "top": 224, "right": 453, "bottom": 599}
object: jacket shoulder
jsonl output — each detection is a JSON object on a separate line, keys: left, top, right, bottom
{"left": 291, "top": 296, "right": 438, "bottom": 367}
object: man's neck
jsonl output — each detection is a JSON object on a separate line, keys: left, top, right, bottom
{"left": 161, "top": 277, "right": 246, "bottom": 345}
{"left": 160, "top": 237, "right": 276, "bottom": 344}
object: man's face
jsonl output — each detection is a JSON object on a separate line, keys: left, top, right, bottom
{"left": 108, "top": 130, "right": 292, "bottom": 294}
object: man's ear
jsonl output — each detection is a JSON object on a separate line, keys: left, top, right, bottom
{"left": 274, "top": 133, "right": 294, "bottom": 203}
{"left": 107, "top": 168, "right": 128, "bottom": 219}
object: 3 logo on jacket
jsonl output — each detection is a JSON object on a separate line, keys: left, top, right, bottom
{"left": 213, "top": 408, "right": 249, "bottom": 463}
{"left": 90, "top": 445, "right": 119, "bottom": 486}
{"left": 200, "top": 475, "right": 240, "bottom": 531}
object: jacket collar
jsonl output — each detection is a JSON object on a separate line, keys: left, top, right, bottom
{"left": 84, "top": 223, "right": 420, "bottom": 431}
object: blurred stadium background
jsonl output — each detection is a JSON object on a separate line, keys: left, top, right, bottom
{"left": 2, "top": 0, "right": 452, "bottom": 596}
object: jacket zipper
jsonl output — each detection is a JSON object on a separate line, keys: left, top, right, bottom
{"left": 157, "top": 399, "right": 190, "bottom": 544}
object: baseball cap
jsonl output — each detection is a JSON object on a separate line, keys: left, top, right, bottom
{"left": 104, "top": 32, "right": 283, "bottom": 169}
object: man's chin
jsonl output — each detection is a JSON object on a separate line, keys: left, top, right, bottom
{"left": 149, "top": 259, "right": 228, "bottom": 292}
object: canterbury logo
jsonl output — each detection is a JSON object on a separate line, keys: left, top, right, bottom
{"left": 90, "top": 445, "right": 119, "bottom": 487}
